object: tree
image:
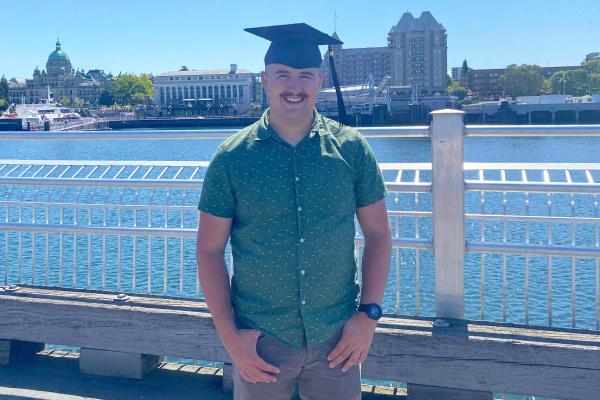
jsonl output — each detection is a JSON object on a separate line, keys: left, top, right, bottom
{"left": 498, "top": 64, "right": 544, "bottom": 97}
{"left": 447, "top": 80, "right": 467, "bottom": 100}
{"left": 547, "top": 69, "right": 590, "bottom": 96}
{"left": 0, "top": 98, "right": 8, "bottom": 112}
{"left": 582, "top": 59, "right": 600, "bottom": 75}
{"left": 99, "top": 73, "right": 153, "bottom": 106}
{"left": 0, "top": 75, "right": 9, "bottom": 105}
{"left": 99, "top": 89, "right": 115, "bottom": 106}
{"left": 460, "top": 59, "right": 470, "bottom": 87}
{"left": 71, "top": 97, "right": 84, "bottom": 108}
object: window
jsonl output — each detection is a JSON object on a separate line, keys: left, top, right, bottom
{"left": 202, "top": 86, "right": 207, "bottom": 97}
{"left": 227, "top": 85, "right": 231, "bottom": 98}
{"left": 184, "top": 87, "right": 189, "bottom": 98}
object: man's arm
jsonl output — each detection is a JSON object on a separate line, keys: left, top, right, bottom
{"left": 196, "top": 211, "right": 280, "bottom": 383}
{"left": 327, "top": 199, "right": 392, "bottom": 372}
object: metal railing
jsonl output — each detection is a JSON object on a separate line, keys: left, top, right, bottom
{"left": 1, "top": 116, "right": 600, "bottom": 332}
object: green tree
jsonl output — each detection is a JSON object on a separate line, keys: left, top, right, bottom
{"left": 99, "top": 89, "right": 115, "bottom": 106}
{"left": 547, "top": 69, "right": 589, "bottom": 96}
{"left": 447, "top": 80, "right": 467, "bottom": 100}
{"left": 0, "top": 98, "right": 9, "bottom": 112}
{"left": 101, "top": 73, "right": 153, "bottom": 106}
{"left": 582, "top": 59, "right": 600, "bottom": 75}
{"left": 460, "top": 59, "right": 470, "bottom": 87}
{"left": 59, "top": 96, "right": 71, "bottom": 106}
{"left": 0, "top": 75, "right": 9, "bottom": 105}
{"left": 71, "top": 97, "right": 84, "bottom": 108}
{"left": 588, "top": 73, "right": 600, "bottom": 94}
{"left": 498, "top": 64, "right": 544, "bottom": 97}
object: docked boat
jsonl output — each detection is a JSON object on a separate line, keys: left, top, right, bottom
{"left": 0, "top": 87, "right": 82, "bottom": 130}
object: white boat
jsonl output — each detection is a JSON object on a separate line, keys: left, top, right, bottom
{"left": 0, "top": 86, "right": 81, "bottom": 130}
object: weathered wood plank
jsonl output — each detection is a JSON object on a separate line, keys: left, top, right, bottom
{"left": 407, "top": 384, "right": 492, "bottom": 400}
{"left": 362, "top": 319, "right": 600, "bottom": 400}
{"left": 2, "top": 287, "right": 600, "bottom": 400}
{"left": 0, "top": 287, "right": 229, "bottom": 362}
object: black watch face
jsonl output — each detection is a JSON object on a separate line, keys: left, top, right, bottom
{"left": 369, "top": 304, "right": 382, "bottom": 320}
{"left": 363, "top": 304, "right": 382, "bottom": 320}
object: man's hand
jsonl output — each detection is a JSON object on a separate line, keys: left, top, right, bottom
{"left": 327, "top": 312, "right": 377, "bottom": 372}
{"left": 223, "top": 329, "right": 280, "bottom": 384}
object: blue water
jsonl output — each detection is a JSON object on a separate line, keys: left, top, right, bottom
{"left": 1, "top": 134, "right": 599, "bottom": 332}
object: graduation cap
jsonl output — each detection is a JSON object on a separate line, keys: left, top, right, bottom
{"left": 245, "top": 23, "right": 343, "bottom": 69}
{"left": 245, "top": 23, "right": 349, "bottom": 124}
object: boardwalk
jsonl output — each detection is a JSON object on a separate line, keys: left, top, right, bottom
{"left": 0, "top": 351, "right": 404, "bottom": 400}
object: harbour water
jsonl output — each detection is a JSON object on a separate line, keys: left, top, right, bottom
{"left": 1, "top": 132, "right": 599, "bottom": 331}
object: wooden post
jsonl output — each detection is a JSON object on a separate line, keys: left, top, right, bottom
{"left": 414, "top": 110, "right": 494, "bottom": 400}
{"left": 222, "top": 362, "right": 234, "bottom": 392}
{"left": 0, "top": 340, "right": 44, "bottom": 365}
{"left": 79, "top": 348, "right": 162, "bottom": 379}
{"left": 430, "top": 109, "right": 465, "bottom": 319}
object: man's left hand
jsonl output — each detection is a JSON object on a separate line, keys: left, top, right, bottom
{"left": 327, "top": 312, "right": 377, "bottom": 372}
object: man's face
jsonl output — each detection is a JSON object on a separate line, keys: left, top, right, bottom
{"left": 261, "top": 63, "right": 323, "bottom": 123}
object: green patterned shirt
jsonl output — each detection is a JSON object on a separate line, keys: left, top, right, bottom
{"left": 198, "top": 110, "right": 387, "bottom": 348}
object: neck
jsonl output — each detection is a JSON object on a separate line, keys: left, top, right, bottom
{"left": 268, "top": 109, "right": 314, "bottom": 147}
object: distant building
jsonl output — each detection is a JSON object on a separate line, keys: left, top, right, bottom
{"left": 468, "top": 65, "right": 582, "bottom": 99}
{"left": 322, "top": 11, "right": 447, "bottom": 96}
{"left": 586, "top": 52, "right": 600, "bottom": 63}
{"left": 153, "top": 64, "right": 257, "bottom": 115}
{"left": 7, "top": 40, "right": 111, "bottom": 106}
{"left": 451, "top": 67, "right": 462, "bottom": 82}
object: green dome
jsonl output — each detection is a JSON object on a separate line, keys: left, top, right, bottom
{"left": 47, "top": 39, "right": 69, "bottom": 62}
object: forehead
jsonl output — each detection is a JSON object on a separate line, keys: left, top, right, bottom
{"left": 265, "top": 63, "right": 321, "bottom": 75}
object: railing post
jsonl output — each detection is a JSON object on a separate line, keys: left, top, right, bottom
{"left": 431, "top": 109, "right": 465, "bottom": 319}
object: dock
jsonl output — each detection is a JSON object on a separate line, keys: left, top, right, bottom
{"left": 1, "top": 110, "right": 600, "bottom": 399}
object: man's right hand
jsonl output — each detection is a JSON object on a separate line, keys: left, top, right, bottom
{"left": 223, "top": 329, "right": 280, "bottom": 384}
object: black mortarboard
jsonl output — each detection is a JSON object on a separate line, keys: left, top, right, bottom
{"left": 244, "top": 23, "right": 343, "bottom": 69}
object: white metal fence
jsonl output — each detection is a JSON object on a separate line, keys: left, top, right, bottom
{"left": 1, "top": 114, "right": 600, "bottom": 332}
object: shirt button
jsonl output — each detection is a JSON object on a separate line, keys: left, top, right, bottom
{"left": 295, "top": 177, "right": 300, "bottom": 181}
{"left": 300, "top": 270, "right": 305, "bottom": 275}
{"left": 299, "top": 238, "right": 305, "bottom": 243}
{"left": 301, "top": 300, "right": 306, "bottom": 305}
{"left": 297, "top": 206, "right": 302, "bottom": 212}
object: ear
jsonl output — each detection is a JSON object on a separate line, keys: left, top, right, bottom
{"left": 318, "top": 72, "right": 324, "bottom": 89}
{"left": 261, "top": 70, "right": 268, "bottom": 91}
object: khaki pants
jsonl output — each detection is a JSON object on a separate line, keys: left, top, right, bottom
{"left": 233, "top": 330, "right": 361, "bottom": 400}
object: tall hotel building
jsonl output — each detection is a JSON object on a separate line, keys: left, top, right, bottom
{"left": 322, "top": 11, "right": 447, "bottom": 96}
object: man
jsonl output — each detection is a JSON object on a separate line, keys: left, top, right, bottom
{"left": 196, "top": 23, "right": 392, "bottom": 400}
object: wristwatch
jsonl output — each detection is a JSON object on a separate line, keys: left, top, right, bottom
{"left": 358, "top": 303, "right": 382, "bottom": 321}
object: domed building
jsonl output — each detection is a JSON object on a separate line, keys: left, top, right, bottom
{"left": 7, "top": 40, "right": 112, "bottom": 106}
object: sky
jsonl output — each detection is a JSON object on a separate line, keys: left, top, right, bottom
{"left": 2, "top": 0, "right": 599, "bottom": 79}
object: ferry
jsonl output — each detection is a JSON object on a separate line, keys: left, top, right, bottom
{"left": 0, "top": 87, "right": 82, "bottom": 130}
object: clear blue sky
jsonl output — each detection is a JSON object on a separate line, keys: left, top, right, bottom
{"left": 2, "top": 0, "right": 599, "bottom": 79}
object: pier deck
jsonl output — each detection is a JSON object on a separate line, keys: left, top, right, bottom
{"left": 0, "top": 350, "right": 404, "bottom": 400}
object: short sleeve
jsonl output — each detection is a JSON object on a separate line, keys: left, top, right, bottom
{"left": 198, "top": 148, "right": 235, "bottom": 218}
{"left": 354, "top": 135, "right": 387, "bottom": 208}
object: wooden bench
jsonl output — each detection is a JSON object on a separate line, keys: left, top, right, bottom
{"left": 1, "top": 286, "right": 599, "bottom": 400}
